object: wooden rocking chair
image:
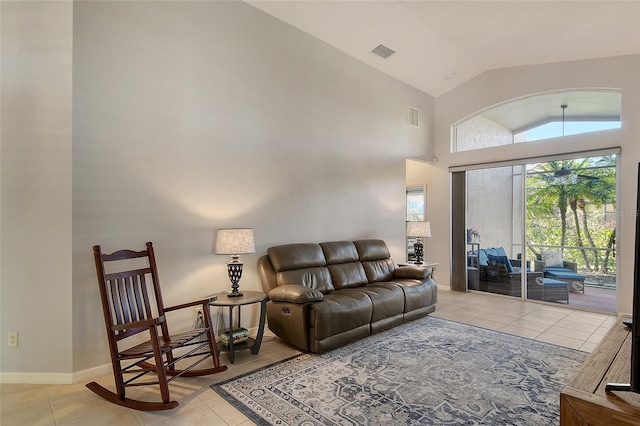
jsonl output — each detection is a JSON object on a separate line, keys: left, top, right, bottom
{"left": 87, "top": 242, "right": 227, "bottom": 411}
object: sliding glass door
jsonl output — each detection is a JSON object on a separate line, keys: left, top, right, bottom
{"left": 464, "top": 154, "right": 617, "bottom": 312}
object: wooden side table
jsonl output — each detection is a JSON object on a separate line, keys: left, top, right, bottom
{"left": 210, "top": 290, "right": 267, "bottom": 364}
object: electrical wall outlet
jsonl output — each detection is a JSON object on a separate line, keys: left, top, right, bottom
{"left": 8, "top": 332, "right": 18, "bottom": 347}
{"left": 194, "top": 306, "right": 204, "bottom": 321}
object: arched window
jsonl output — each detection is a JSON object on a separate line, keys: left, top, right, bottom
{"left": 452, "top": 89, "right": 621, "bottom": 153}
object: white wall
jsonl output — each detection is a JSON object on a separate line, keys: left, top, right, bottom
{"left": 431, "top": 55, "right": 640, "bottom": 315}
{"left": 0, "top": 1, "right": 73, "bottom": 378}
{"left": 457, "top": 115, "right": 515, "bottom": 253}
{"left": 467, "top": 167, "right": 514, "bottom": 253}
{"left": 456, "top": 115, "right": 513, "bottom": 151}
{"left": 71, "top": 1, "right": 434, "bottom": 373}
{"left": 0, "top": 1, "right": 433, "bottom": 380}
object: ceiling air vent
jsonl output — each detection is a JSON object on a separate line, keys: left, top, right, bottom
{"left": 408, "top": 107, "right": 419, "bottom": 127}
{"left": 371, "top": 44, "right": 395, "bottom": 59}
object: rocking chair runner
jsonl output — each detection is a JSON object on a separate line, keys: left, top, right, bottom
{"left": 87, "top": 242, "right": 227, "bottom": 411}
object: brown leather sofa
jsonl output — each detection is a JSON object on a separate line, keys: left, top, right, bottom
{"left": 257, "top": 239, "right": 437, "bottom": 353}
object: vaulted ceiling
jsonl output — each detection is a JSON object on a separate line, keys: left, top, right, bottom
{"left": 247, "top": 1, "right": 640, "bottom": 98}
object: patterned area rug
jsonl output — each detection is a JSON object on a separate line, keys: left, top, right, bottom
{"left": 211, "top": 317, "right": 587, "bottom": 425}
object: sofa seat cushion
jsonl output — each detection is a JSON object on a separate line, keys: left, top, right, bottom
{"left": 356, "top": 283, "right": 405, "bottom": 322}
{"left": 392, "top": 277, "right": 437, "bottom": 313}
{"left": 310, "top": 289, "right": 372, "bottom": 340}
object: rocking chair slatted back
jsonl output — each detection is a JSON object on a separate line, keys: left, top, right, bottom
{"left": 95, "top": 247, "right": 162, "bottom": 340}
{"left": 109, "top": 272, "right": 153, "bottom": 340}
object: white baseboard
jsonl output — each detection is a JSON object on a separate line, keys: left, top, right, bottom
{"left": 0, "top": 363, "right": 111, "bottom": 385}
{"left": 0, "top": 325, "right": 270, "bottom": 385}
{"left": 72, "top": 363, "right": 112, "bottom": 384}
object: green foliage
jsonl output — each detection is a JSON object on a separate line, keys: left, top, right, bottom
{"left": 526, "top": 156, "right": 616, "bottom": 273}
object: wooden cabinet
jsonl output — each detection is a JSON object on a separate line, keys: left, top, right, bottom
{"left": 560, "top": 318, "right": 640, "bottom": 425}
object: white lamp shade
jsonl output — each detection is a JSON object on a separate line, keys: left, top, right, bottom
{"left": 215, "top": 228, "right": 255, "bottom": 255}
{"left": 406, "top": 221, "right": 431, "bottom": 238}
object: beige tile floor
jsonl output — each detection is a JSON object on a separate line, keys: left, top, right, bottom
{"left": 0, "top": 288, "right": 618, "bottom": 425}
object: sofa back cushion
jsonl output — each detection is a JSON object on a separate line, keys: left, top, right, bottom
{"left": 354, "top": 239, "right": 394, "bottom": 282}
{"left": 354, "top": 239, "right": 391, "bottom": 261}
{"left": 320, "top": 241, "right": 359, "bottom": 263}
{"left": 268, "top": 243, "right": 326, "bottom": 272}
{"left": 268, "top": 243, "right": 335, "bottom": 293}
{"left": 320, "top": 241, "right": 368, "bottom": 289}
{"left": 276, "top": 267, "right": 335, "bottom": 293}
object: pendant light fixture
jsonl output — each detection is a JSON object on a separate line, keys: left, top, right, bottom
{"left": 561, "top": 104, "right": 568, "bottom": 136}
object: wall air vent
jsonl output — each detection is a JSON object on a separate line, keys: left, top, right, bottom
{"left": 408, "top": 107, "right": 419, "bottom": 127}
{"left": 371, "top": 44, "right": 395, "bottom": 59}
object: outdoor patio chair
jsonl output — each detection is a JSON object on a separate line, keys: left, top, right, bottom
{"left": 479, "top": 260, "right": 544, "bottom": 299}
{"left": 534, "top": 252, "right": 586, "bottom": 293}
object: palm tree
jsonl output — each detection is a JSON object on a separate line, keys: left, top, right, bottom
{"left": 527, "top": 160, "right": 576, "bottom": 257}
{"left": 527, "top": 156, "right": 616, "bottom": 273}
{"left": 571, "top": 156, "right": 617, "bottom": 272}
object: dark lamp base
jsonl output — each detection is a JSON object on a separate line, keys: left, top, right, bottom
{"left": 226, "top": 261, "right": 244, "bottom": 298}
{"left": 413, "top": 239, "right": 424, "bottom": 265}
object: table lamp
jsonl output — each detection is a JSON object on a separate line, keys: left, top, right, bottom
{"left": 406, "top": 221, "right": 431, "bottom": 265}
{"left": 215, "top": 228, "right": 255, "bottom": 297}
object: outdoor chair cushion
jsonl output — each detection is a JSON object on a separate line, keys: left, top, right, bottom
{"left": 545, "top": 268, "right": 585, "bottom": 280}
{"left": 487, "top": 254, "right": 514, "bottom": 273}
{"left": 541, "top": 250, "right": 565, "bottom": 268}
{"left": 478, "top": 247, "right": 509, "bottom": 266}
{"left": 542, "top": 277, "right": 569, "bottom": 288}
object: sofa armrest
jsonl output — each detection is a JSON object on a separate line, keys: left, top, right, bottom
{"left": 394, "top": 266, "right": 429, "bottom": 280}
{"left": 534, "top": 259, "right": 546, "bottom": 272}
{"left": 268, "top": 285, "right": 324, "bottom": 304}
